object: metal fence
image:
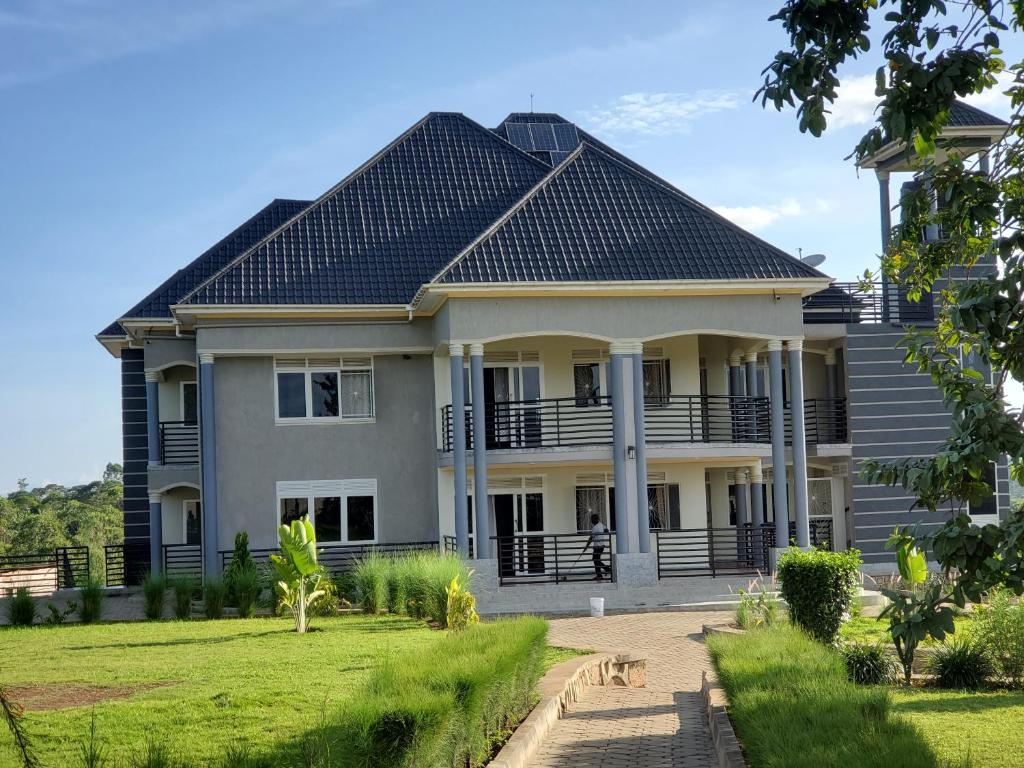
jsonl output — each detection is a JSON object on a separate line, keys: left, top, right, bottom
{"left": 163, "top": 544, "right": 203, "bottom": 580}
{"left": 0, "top": 546, "right": 90, "bottom": 595}
{"left": 802, "top": 281, "right": 935, "bottom": 325}
{"left": 492, "top": 532, "right": 615, "bottom": 586}
{"left": 644, "top": 395, "right": 770, "bottom": 444}
{"left": 159, "top": 421, "right": 200, "bottom": 464}
{"left": 784, "top": 398, "right": 848, "bottom": 444}
{"left": 655, "top": 528, "right": 772, "bottom": 579}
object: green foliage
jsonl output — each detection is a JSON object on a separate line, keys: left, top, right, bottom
{"left": 760, "top": 0, "right": 1024, "bottom": 672}
{"left": 352, "top": 552, "right": 389, "bottom": 614}
{"left": 895, "top": 535, "right": 928, "bottom": 587}
{"left": 973, "top": 587, "right": 1024, "bottom": 687}
{"left": 882, "top": 581, "right": 958, "bottom": 686}
{"left": 142, "top": 572, "right": 167, "bottom": 620}
{"left": 929, "top": 637, "right": 993, "bottom": 690}
{"left": 79, "top": 576, "right": 104, "bottom": 624}
{"left": 78, "top": 710, "right": 109, "bottom": 768}
{"left": 224, "top": 531, "right": 253, "bottom": 606}
{"left": 735, "top": 588, "right": 780, "bottom": 630}
{"left": 7, "top": 587, "right": 36, "bottom": 627}
{"left": 202, "top": 578, "right": 226, "bottom": 620}
{"left": 707, "top": 625, "right": 942, "bottom": 767}
{"left": 44, "top": 601, "right": 77, "bottom": 625}
{"left": 444, "top": 576, "right": 479, "bottom": 631}
{"left": 271, "top": 517, "right": 321, "bottom": 634}
{"left": 231, "top": 566, "right": 262, "bottom": 619}
{"left": 333, "top": 617, "right": 547, "bottom": 768}
{"left": 170, "top": 578, "right": 196, "bottom": 621}
{"left": 1, "top": 684, "right": 40, "bottom": 768}
{"left": 841, "top": 643, "right": 898, "bottom": 686}
{"left": 777, "top": 547, "right": 862, "bottom": 644}
{"left": 351, "top": 552, "right": 473, "bottom": 628}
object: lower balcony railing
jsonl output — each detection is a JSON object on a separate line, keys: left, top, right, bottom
{"left": 785, "top": 398, "right": 848, "bottom": 444}
{"left": 491, "top": 532, "right": 615, "bottom": 587}
{"left": 441, "top": 395, "right": 772, "bottom": 451}
{"left": 219, "top": 541, "right": 441, "bottom": 574}
{"left": 163, "top": 543, "right": 202, "bottom": 580}
{"left": 159, "top": 421, "right": 199, "bottom": 465}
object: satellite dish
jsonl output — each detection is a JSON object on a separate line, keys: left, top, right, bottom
{"left": 801, "top": 253, "right": 827, "bottom": 267}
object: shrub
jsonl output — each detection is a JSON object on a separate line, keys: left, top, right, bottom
{"left": 444, "top": 576, "right": 479, "bottom": 631}
{"left": 7, "top": 587, "right": 36, "bottom": 627}
{"left": 335, "top": 617, "right": 547, "bottom": 767}
{"left": 841, "top": 643, "right": 897, "bottom": 685}
{"left": 735, "top": 588, "right": 780, "bottom": 630}
{"left": 171, "top": 577, "right": 196, "bottom": 620}
{"left": 385, "top": 562, "right": 407, "bottom": 615}
{"left": 44, "top": 601, "right": 77, "bottom": 625}
{"left": 203, "top": 578, "right": 227, "bottom": 620}
{"left": 973, "top": 586, "right": 1024, "bottom": 686}
{"left": 708, "top": 625, "right": 938, "bottom": 767}
{"left": 929, "top": 637, "right": 993, "bottom": 690}
{"left": 353, "top": 552, "right": 389, "bottom": 614}
{"left": 224, "top": 531, "right": 254, "bottom": 605}
{"left": 777, "top": 547, "right": 862, "bottom": 644}
{"left": 232, "top": 566, "right": 262, "bottom": 619}
{"left": 142, "top": 571, "right": 167, "bottom": 620}
{"left": 79, "top": 575, "right": 104, "bottom": 624}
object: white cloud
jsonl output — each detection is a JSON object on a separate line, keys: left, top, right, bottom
{"left": 581, "top": 90, "right": 739, "bottom": 137}
{"left": 712, "top": 198, "right": 803, "bottom": 230}
{"left": 826, "top": 73, "right": 880, "bottom": 130}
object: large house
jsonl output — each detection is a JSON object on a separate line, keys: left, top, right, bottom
{"left": 97, "top": 104, "right": 1011, "bottom": 591}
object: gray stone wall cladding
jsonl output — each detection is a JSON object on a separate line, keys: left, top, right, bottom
{"left": 846, "top": 324, "right": 1007, "bottom": 564}
{"left": 210, "top": 353, "right": 438, "bottom": 550}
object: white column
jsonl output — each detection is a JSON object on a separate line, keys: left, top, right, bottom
{"left": 788, "top": 339, "right": 810, "bottom": 548}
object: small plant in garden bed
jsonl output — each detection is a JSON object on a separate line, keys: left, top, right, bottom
{"left": 973, "top": 586, "right": 1024, "bottom": 687}
{"left": 929, "top": 637, "right": 993, "bottom": 691}
{"left": 841, "top": 642, "right": 898, "bottom": 685}
{"left": 735, "top": 588, "right": 779, "bottom": 630}
{"left": 142, "top": 571, "right": 167, "bottom": 620}
{"left": 7, "top": 587, "right": 37, "bottom": 627}
{"left": 271, "top": 517, "right": 326, "bottom": 634}
{"left": 171, "top": 577, "right": 196, "bottom": 620}
{"left": 203, "top": 578, "right": 227, "bottom": 620}
{"left": 44, "top": 601, "right": 77, "bottom": 626}
{"left": 79, "top": 575, "right": 104, "bottom": 624}
{"left": 776, "top": 547, "right": 861, "bottom": 643}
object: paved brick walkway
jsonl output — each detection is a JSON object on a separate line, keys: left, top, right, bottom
{"left": 534, "top": 610, "right": 732, "bottom": 768}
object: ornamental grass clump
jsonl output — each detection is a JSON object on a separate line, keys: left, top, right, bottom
{"left": 841, "top": 642, "right": 898, "bottom": 685}
{"left": 334, "top": 616, "right": 547, "bottom": 767}
{"left": 973, "top": 586, "right": 1024, "bottom": 687}
{"left": 171, "top": 577, "right": 196, "bottom": 620}
{"left": 353, "top": 552, "right": 389, "bottom": 615}
{"left": 929, "top": 637, "right": 993, "bottom": 690}
{"left": 142, "top": 571, "right": 167, "bottom": 620}
{"left": 6, "top": 587, "right": 36, "bottom": 627}
{"left": 776, "top": 547, "right": 862, "bottom": 644}
{"left": 78, "top": 575, "right": 104, "bottom": 624}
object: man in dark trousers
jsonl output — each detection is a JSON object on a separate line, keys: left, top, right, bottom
{"left": 586, "top": 513, "right": 612, "bottom": 580}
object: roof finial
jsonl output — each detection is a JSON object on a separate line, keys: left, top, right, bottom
{"left": 530, "top": 92, "right": 534, "bottom": 113}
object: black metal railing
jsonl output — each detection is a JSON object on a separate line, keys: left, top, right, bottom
{"left": 163, "top": 543, "right": 202, "bottom": 580}
{"left": 159, "top": 421, "right": 199, "bottom": 465}
{"left": 219, "top": 541, "right": 441, "bottom": 574}
{"left": 764, "top": 519, "right": 835, "bottom": 550}
{"left": 442, "top": 535, "right": 457, "bottom": 554}
{"left": 644, "top": 395, "right": 771, "bottom": 444}
{"left": 655, "top": 528, "right": 772, "bottom": 579}
{"left": 803, "top": 281, "right": 935, "bottom": 325}
{"left": 104, "top": 544, "right": 126, "bottom": 587}
{"left": 0, "top": 546, "right": 90, "bottom": 595}
{"left": 492, "top": 532, "right": 615, "bottom": 586}
{"left": 784, "top": 398, "right": 848, "bottom": 444}
{"left": 441, "top": 395, "right": 772, "bottom": 451}
{"left": 103, "top": 542, "right": 149, "bottom": 587}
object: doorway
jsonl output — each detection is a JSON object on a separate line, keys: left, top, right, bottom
{"left": 482, "top": 365, "right": 541, "bottom": 449}
{"left": 492, "top": 491, "right": 546, "bottom": 577}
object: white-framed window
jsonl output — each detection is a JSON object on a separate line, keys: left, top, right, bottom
{"left": 276, "top": 479, "right": 378, "bottom": 544}
{"left": 274, "top": 357, "right": 374, "bottom": 424}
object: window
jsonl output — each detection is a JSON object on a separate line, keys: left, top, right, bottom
{"left": 275, "top": 358, "right": 374, "bottom": 422}
{"left": 643, "top": 360, "right": 670, "bottom": 405}
{"left": 574, "top": 363, "right": 603, "bottom": 407}
{"left": 276, "top": 479, "right": 377, "bottom": 543}
{"left": 181, "top": 382, "right": 198, "bottom": 424}
{"left": 647, "top": 485, "right": 668, "bottom": 530}
{"left": 184, "top": 500, "right": 202, "bottom": 545}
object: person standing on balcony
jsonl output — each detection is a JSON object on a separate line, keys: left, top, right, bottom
{"left": 587, "top": 514, "right": 612, "bottom": 580}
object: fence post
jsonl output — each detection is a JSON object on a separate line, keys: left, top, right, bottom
{"left": 708, "top": 528, "right": 716, "bottom": 578}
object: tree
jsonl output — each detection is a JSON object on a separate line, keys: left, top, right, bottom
{"left": 759, "top": 0, "right": 1024, "bottom": 648}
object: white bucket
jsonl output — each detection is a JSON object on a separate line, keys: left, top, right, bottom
{"left": 589, "top": 597, "right": 605, "bottom": 618}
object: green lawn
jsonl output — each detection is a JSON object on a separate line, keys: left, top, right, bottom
{"left": 0, "top": 615, "right": 568, "bottom": 767}
{"left": 893, "top": 688, "right": 1024, "bottom": 768}
{"left": 841, "top": 614, "right": 974, "bottom": 645}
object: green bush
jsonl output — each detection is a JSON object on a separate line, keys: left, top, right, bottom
{"left": 142, "top": 571, "right": 167, "bottom": 620}
{"left": 224, "top": 531, "right": 254, "bottom": 605}
{"left": 973, "top": 586, "right": 1024, "bottom": 686}
{"left": 232, "top": 566, "right": 262, "bottom": 619}
{"left": 708, "top": 625, "right": 940, "bottom": 767}
{"left": 777, "top": 547, "right": 861, "bottom": 644}
{"left": 841, "top": 643, "right": 897, "bottom": 685}
{"left": 735, "top": 589, "right": 780, "bottom": 630}
{"left": 929, "top": 637, "right": 993, "bottom": 690}
{"left": 203, "top": 578, "right": 226, "bottom": 620}
{"left": 79, "top": 575, "right": 104, "bottom": 623}
{"left": 6, "top": 587, "right": 37, "bottom": 626}
{"left": 171, "top": 577, "right": 196, "bottom": 620}
{"left": 353, "top": 552, "right": 389, "bottom": 614}
{"left": 334, "top": 617, "right": 547, "bottom": 767}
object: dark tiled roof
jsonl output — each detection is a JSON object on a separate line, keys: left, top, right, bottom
{"left": 183, "top": 113, "right": 551, "bottom": 306}
{"left": 97, "top": 198, "right": 310, "bottom": 336}
{"left": 436, "top": 143, "right": 823, "bottom": 285}
{"left": 948, "top": 100, "right": 1008, "bottom": 128}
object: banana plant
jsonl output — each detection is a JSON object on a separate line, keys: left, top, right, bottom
{"left": 270, "top": 517, "right": 324, "bottom": 634}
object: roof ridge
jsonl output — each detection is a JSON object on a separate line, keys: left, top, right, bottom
{"left": 179, "top": 113, "right": 552, "bottom": 307}
{"left": 421, "top": 141, "right": 590, "bottom": 296}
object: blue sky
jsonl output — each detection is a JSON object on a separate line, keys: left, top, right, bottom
{"left": 0, "top": 0, "right": 1018, "bottom": 491}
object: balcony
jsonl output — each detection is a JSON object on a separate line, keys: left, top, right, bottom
{"left": 803, "top": 281, "right": 934, "bottom": 325}
{"left": 440, "top": 395, "right": 771, "bottom": 451}
{"left": 440, "top": 396, "right": 848, "bottom": 451}
{"left": 159, "top": 421, "right": 199, "bottom": 465}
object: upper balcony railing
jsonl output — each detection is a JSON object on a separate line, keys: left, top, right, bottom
{"left": 803, "top": 281, "right": 934, "bottom": 325}
{"left": 440, "top": 396, "right": 847, "bottom": 452}
{"left": 159, "top": 421, "right": 199, "bottom": 465}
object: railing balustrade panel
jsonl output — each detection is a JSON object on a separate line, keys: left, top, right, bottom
{"left": 491, "top": 533, "right": 614, "bottom": 586}
{"left": 159, "top": 421, "right": 200, "bottom": 465}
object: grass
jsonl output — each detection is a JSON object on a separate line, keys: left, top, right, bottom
{"left": 707, "top": 624, "right": 947, "bottom": 767}
{"left": 892, "top": 688, "right": 1024, "bottom": 768}
{"left": 841, "top": 614, "right": 974, "bottom": 646}
{"left": 0, "top": 615, "right": 442, "bottom": 766}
